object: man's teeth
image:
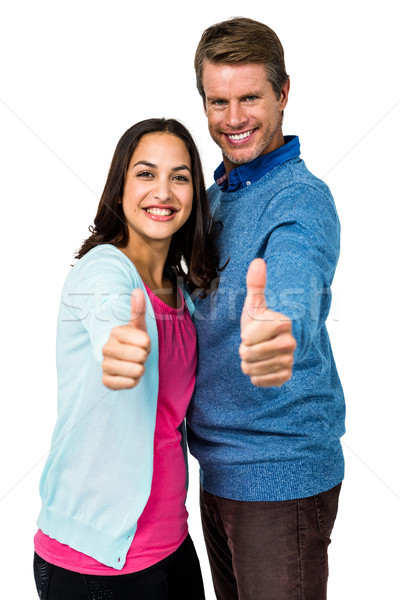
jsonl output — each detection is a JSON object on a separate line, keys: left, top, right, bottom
{"left": 145, "top": 207, "right": 173, "bottom": 216}
{"left": 227, "top": 130, "right": 254, "bottom": 141}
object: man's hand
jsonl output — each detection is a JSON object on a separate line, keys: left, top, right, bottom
{"left": 102, "top": 289, "right": 151, "bottom": 390}
{"left": 239, "top": 258, "right": 296, "bottom": 387}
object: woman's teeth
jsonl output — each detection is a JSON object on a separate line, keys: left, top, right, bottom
{"left": 145, "top": 207, "right": 173, "bottom": 216}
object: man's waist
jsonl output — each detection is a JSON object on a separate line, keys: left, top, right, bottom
{"left": 197, "top": 448, "right": 345, "bottom": 502}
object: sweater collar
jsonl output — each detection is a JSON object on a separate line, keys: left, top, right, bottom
{"left": 214, "top": 135, "right": 300, "bottom": 192}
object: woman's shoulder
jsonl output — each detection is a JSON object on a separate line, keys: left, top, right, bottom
{"left": 65, "top": 244, "right": 142, "bottom": 289}
{"left": 79, "top": 243, "right": 131, "bottom": 264}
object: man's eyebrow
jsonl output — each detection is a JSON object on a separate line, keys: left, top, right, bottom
{"left": 132, "top": 161, "right": 191, "bottom": 173}
{"left": 206, "top": 95, "right": 226, "bottom": 103}
{"left": 206, "top": 92, "right": 262, "bottom": 103}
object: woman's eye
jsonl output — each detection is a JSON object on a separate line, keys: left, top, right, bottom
{"left": 137, "top": 171, "right": 154, "bottom": 178}
{"left": 173, "top": 175, "right": 189, "bottom": 182}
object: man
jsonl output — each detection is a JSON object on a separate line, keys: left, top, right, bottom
{"left": 102, "top": 17, "right": 345, "bottom": 600}
{"left": 186, "top": 17, "right": 345, "bottom": 600}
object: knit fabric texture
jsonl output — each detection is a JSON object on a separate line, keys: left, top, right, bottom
{"left": 187, "top": 141, "right": 345, "bottom": 501}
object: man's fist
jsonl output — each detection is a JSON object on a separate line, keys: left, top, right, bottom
{"left": 239, "top": 258, "right": 296, "bottom": 387}
{"left": 102, "top": 289, "right": 151, "bottom": 390}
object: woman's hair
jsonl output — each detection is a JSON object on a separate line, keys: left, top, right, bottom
{"left": 76, "top": 118, "right": 223, "bottom": 296}
{"left": 195, "top": 17, "right": 289, "bottom": 105}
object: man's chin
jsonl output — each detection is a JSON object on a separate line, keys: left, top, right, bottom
{"left": 222, "top": 147, "right": 259, "bottom": 167}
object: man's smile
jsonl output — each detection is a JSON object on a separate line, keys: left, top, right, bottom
{"left": 225, "top": 129, "right": 256, "bottom": 142}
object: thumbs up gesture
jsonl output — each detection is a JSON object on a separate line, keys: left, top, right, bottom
{"left": 239, "top": 259, "right": 296, "bottom": 387}
{"left": 102, "top": 289, "right": 151, "bottom": 390}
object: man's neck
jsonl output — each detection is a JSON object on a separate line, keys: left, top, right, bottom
{"left": 223, "top": 130, "right": 285, "bottom": 178}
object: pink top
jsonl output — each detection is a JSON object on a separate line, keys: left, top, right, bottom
{"left": 34, "top": 285, "right": 197, "bottom": 574}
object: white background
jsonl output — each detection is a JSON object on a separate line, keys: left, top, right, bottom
{"left": 1, "top": 1, "right": 399, "bottom": 598}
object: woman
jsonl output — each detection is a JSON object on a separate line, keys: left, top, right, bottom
{"left": 33, "top": 118, "right": 222, "bottom": 599}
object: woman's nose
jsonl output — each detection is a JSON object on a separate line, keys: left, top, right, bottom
{"left": 152, "top": 178, "right": 172, "bottom": 202}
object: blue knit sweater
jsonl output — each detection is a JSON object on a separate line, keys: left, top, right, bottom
{"left": 187, "top": 137, "right": 345, "bottom": 501}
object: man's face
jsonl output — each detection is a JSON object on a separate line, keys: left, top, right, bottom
{"left": 202, "top": 62, "right": 289, "bottom": 174}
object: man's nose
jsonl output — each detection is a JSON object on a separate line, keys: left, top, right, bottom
{"left": 226, "top": 101, "right": 247, "bottom": 129}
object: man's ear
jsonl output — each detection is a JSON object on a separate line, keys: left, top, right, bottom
{"left": 280, "top": 78, "right": 290, "bottom": 111}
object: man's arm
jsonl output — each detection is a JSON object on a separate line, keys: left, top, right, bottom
{"left": 240, "top": 258, "right": 296, "bottom": 387}
{"left": 240, "top": 184, "right": 340, "bottom": 387}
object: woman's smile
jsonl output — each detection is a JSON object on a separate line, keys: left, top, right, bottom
{"left": 143, "top": 205, "right": 178, "bottom": 220}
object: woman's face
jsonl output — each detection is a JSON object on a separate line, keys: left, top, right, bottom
{"left": 122, "top": 132, "right": 193, "bottom": 248}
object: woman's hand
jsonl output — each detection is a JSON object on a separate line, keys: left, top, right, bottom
{"left": 102, "top": 289, "right": 151, "bottom": 390}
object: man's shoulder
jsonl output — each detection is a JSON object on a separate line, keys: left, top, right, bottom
{"left": 206, "top": 182, "right": 222, "bottom": 214}
{"left": 264, "top": 159, "right": 337, "bottom": 220}
{"left": 205, "top": 158, "right": 335, "bottom": 213}
{"left": 271, "top": 159, "right": 332, "bottom": 199}
{"left": 249, "top": 160, "right": 339, "bottom": 232}
{"left": 206, "top": 181, "right": 221, "bottom": 197}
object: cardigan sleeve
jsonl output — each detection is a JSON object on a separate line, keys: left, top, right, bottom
{"left": 60, "top": 245, "right": 152, "bottom": 363}
{"left": 38, "top": 245, "right": 160, "bottom": 570}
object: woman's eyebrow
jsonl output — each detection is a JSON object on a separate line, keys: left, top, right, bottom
{"left": 132, "top": 160, "right": 156, "bottom": 168}
{"left": 172, "top": 165, "right": 191, "bottom": 173}
{"left": 133, "top": 161, "right": 191, "bottom": 173}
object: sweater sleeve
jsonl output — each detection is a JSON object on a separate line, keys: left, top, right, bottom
{"left": 263, "top": 182, "right": 340, "bottom": 363}
{"left": 60, "top": 246, "right": 149, "bottom": 363}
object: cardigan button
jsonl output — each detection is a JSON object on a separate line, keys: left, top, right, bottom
{"left": 246, "top": 180, "right": 251, "bottom": 186}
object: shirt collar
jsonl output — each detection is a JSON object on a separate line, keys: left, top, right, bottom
{"left": 214, "top": 135, "right": 300, "bottom": 192}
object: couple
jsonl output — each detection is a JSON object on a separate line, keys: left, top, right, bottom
{"left": 33, "top": 17, "right": 345, "bottom": 600}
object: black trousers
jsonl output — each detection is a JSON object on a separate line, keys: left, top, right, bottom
{"left": 33, "top": 535, "right": 205, "bottom": 600}
{"left": 200, "top": 483, "right": 341, "bottom": 600}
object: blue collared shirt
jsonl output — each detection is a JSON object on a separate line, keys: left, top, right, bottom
{"left": 214, "top": 135, "right": 300, "bottom": 192}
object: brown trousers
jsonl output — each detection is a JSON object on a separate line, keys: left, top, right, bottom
{"left": 200, "top": 483, "right": 341, "bottom": 600}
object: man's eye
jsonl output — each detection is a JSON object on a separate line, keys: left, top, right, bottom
{"left": 213, "top": 100, "right": 227, "bottom": 106}
{"left": 244, "top": 96, "right": 257, "bottom": 102}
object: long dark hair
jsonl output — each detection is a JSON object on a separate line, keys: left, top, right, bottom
{"left": 76, "top": 118, "right": 224, "bottom": 296}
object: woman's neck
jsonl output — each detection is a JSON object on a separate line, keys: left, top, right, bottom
{"left": 119, "top": 234, "right": 180, "bottom": 307}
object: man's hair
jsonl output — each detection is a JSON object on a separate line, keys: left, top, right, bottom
{"left": 195, "top": 17, "right": 289, "bottom": 104}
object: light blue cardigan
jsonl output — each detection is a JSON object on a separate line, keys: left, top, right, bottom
{"left": 37, "top": 244, "right": 194, "bottom": 570}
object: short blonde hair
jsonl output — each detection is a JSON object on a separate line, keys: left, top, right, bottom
{"left": 195, "top": 17, "right": 289, "bottom": 104}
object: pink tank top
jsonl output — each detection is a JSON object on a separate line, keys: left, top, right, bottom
{"left": 34, "top": 286, "right": 197, "bottom": 574}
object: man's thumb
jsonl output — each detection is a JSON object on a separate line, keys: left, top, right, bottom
{"left": 130, "top": 289, "right": 148, "bottom": 332}
{"left": 245, "top": 258, "right": 268, "bottom": 317}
